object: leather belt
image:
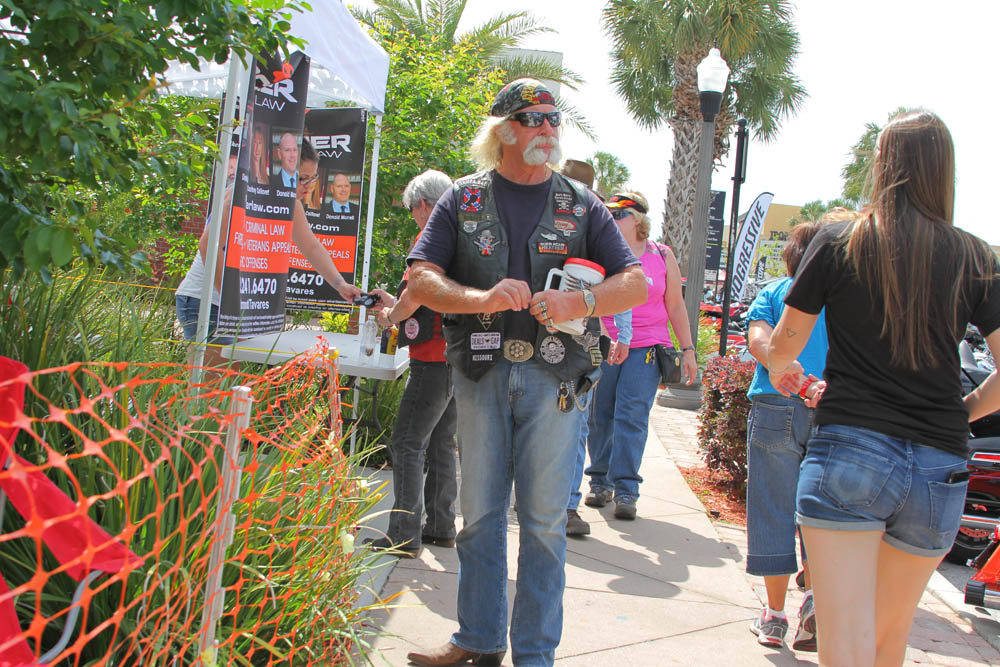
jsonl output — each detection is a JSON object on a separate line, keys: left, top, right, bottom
{"left": 503, "top": 339, "right": 534, "bottom": 363}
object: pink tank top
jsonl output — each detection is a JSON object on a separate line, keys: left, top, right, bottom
{"left": 602, "top": 241, "right": 673, "bottom": 348}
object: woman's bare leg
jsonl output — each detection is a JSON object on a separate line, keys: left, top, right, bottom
{"left": 801, "top": 525, "right": 883, "bottom": 666}
{"left": 873, "top": 541, "right": 942, "bottom": 666}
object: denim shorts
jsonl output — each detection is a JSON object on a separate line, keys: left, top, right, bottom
{"left": 745, "top": 394, "right": 811, "bottom": 576}
{"left": 175, "top": 294, "right": 234, "bottom": 345}
{"left": 796, "top": 424, "right": 968, "bottom": 557}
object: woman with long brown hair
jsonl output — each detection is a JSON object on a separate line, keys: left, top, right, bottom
{"left": 250, "top": 124, "right": 269, "bottom": 185}
{"left": 767, "top": 110, "right": 1000, "bottom": 665}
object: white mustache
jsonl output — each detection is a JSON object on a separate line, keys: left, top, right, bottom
{"left": 523, "top": 135, "right": 562, "bottom": 166}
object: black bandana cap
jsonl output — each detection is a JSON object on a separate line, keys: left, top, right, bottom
{"left": 490, "top": 78, "right": 557, "bottom": 117}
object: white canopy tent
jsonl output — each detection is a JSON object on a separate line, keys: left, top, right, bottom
{"left": 162, "top": 1, "right": 390, "bottom": 371}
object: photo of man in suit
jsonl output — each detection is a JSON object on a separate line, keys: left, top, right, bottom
{"left": 270, "top": 131, "right": 300, "bottom": 190}
{"left": 324, "top": 172, "right": 358, "bottom": 217}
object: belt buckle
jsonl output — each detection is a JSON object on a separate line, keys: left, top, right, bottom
{"left": 503, "top": 339, "right": 534, "bottom": 363}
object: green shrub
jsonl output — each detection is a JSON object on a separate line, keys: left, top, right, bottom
{"left": 697, "top": 354, "right": 756, "bottom": 493}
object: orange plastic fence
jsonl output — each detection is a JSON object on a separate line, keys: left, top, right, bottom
{"left": 0, "top": 342, "right": 375, "bottom": 666}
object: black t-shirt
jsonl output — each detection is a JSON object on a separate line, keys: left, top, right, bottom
{"left": 408, "top": 171, "right": 639, "bottom": 341}
{"left": 785, "top": 222, "right": 1000, "bottom": 456}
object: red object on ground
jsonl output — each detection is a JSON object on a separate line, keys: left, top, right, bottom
{"left": 0, "top": 356, "right": 141, "bottom": 665}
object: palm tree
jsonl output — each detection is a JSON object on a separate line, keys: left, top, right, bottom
{"left": 788, "top": 198, "right": 854, "bottom": 226}
{"left": 841, "top": 106, "right": 911, "bottom": 207}
{"left": 354, "top": 0, "right": 594, "bottom": 138}
{"left": 586, "top": 151, "right": 631, "bottom": 198}
{"left": 604, "top": 0, "right": 806, "bottom": 272}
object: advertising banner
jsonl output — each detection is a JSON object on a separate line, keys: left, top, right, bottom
{"left": 285, "top": 108, "right": 369, "bottom": 312}
{"left": 729, "top": 192, "right": 774, "bottom": 303}
{"left": 218, "top": 53, "right": 311, "bottom": 336}
{"left": 704, "top": 190, "right": 726, "bottom": 281}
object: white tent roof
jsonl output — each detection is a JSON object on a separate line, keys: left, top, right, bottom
{"left": 162, "top": 1, "right": 389, "bottom": 114}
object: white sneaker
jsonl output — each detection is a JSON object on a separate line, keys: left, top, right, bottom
{"left": 749, "top": 608, "right": 788, "bottom": 647}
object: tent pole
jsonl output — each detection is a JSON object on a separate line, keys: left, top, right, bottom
{"left": 358, "top": 113, "right": 382, "bottom": 315}
{"left": 193, "top": 51, "right": 245, "bottom": 384}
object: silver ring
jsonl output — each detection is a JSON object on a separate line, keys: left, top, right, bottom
{"left": 545, "top": 317, "right": 555, "bottom": 326}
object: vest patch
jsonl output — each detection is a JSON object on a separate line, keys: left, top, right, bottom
{"left": 475, "top": 229, "right": 499, "bottom": 256}
{"left": 539, "top": 336, "right": 566, "bottom": 364}
{"left": 572, "top": 204, "right": 586, "bottom": 217}
{"left": 553, "top": 218, "right": 577, "bottom": 236}
{"left": 472, "top": 353, "right": 493, "bottom": 361}
{"left": 462, "top": 220, "right": 478, "bottom": 233}
{"left": 471, "top": 332, "right": 501, "bottom": 350}
{"left": 460, "top": 187, "right": 484, "bottom": 212}
{"left": 554, "top": 192, "right": 573, "bottom": 215}
{"left": 537, "top": 241, "right": 568, "bottom": 255}
{"left": 477, "top": 312, "right": 498, "bottom": 328}
{"left": 404, "top": 317, "right": 420, "bottom": 340}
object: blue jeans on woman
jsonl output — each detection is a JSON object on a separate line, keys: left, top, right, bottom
{"left": 746, "top": 393, "right": 811, "bottom": 576}
{"left": 450, "top": 359, "right": 585, "bottom": 667}
{"left": 385, "top": 360, "right": 458, "bottom": 546}
{"left": 586, "top": 345, "right": 661, "bottom": 501}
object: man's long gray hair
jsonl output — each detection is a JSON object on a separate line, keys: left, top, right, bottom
{"left": 468, "top": 117, "right": 562, "bottom": 171}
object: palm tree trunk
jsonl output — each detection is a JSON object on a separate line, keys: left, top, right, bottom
{"left": 663, "top": 116, "right": 699, "bottom": 274}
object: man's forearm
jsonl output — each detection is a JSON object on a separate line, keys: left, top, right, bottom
{"left": 409, "top": 263, "right": 487, "bottom": 313}
{"left": 591, "top": 265, "right": 646, "bottom": 317}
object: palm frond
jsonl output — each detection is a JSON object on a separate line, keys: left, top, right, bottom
{"left": 555, "top": 98, "right": 597, "bottom": 143}
{"left": 491, "top": 54, "right": 584, "bottom": 90}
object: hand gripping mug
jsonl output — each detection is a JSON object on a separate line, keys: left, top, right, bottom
{"left": 543, "top": 258, "right": 606, "bottom": 335}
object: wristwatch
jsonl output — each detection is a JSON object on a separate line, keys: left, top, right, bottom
{"left": 582, "top": 288, "right": 596, "bottom": 317}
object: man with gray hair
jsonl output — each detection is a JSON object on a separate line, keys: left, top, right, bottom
{"left": 405, "top": 79, "right": 646, "bottom": 666}
{"left": 365, "top": 169, "right": 458, "bottom": 559}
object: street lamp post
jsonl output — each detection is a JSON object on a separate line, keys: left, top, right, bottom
{"left": 719, "top": 118, "right": 748, "bottom": 356}
{"left": 683, "top": 47, "right": 730, "bottom": 360}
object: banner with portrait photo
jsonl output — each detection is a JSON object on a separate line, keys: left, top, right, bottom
{"left": 285, "top": 107, "right": 369, "bottom": 312}
{"left": 217, "top": 52, "right": 311, "bottom": 336}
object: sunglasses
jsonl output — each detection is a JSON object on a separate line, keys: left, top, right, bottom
{"left": 506, "top": 111, "right": 562, "bottom": 128}
{"left": 299, "top": 173, "right": 319, "bottom": 186}
{"left": 610, "top": 209, "right": 632, "bottom": 220}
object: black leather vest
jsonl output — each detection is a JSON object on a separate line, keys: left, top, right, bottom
{"left": 443, "top": 171, "right": 604, "bottom": 382}
{"left": 395, "top": 278, "right": 438, "bottom": 347}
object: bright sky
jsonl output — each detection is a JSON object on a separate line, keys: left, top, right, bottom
{"left": 349, "top": 0, "right": 1000, "bottom": 244}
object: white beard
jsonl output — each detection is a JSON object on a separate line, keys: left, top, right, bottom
{"left": 523, "top": 135, "right": 562, "bottom": 166}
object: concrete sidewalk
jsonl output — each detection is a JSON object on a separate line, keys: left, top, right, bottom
{"left": 361, "top": 401, "right": 1000, "bottom": 666}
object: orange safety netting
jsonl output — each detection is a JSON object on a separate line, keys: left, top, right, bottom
{"left": 0, "top": 342, "right": 377, "bottom": 666}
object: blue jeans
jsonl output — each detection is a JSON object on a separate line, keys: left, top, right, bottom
{"left": 797, "top": 424, "right": 968, "bottom": 558}
{"left": 585, "top": 346, "right": 660, "bottom": 500}
{"left": 175, "top": 294, "right": 234, "bottom": 345}
{"left": 451, "top": 359, "right": 585, "bottom": 667}
{"left": 386, "top": 360, "right": 458, "bottom": 546}
{"left": 745, "top": 394, "right": 812, "bottom": 576}
{"left": 568, "top": 393, "right": 597, "bottom": 511}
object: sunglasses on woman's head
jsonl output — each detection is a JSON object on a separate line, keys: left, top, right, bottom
{"left": 506, "top": 111, "right": 562, "bottom": 128}
{"left": 299, "top": 173, "right": 319, "bottom": 186}
{"left": 610, "top": 209, "right": 632, "bottom": 220}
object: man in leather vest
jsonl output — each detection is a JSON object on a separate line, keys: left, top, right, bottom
{"left": 405, "top": 79, "right": 647, "bottom": 667}
{"left": 366, "top": 169, "right": 458, "bottom": 559}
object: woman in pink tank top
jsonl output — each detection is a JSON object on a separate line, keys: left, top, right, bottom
{"left": 584, "top": 191, "right": 697, "bottom": 520}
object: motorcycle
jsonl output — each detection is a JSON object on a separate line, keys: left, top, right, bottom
{"left": 949, "top": 333, "right": 1000, "bottom": 565}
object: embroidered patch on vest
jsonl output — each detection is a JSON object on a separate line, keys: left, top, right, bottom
{"left": 572, "top": 204, "right": 586, "bottom": 217}
{"left": 477, "top": 312, "right": 499, "bottom": 328}
{"left": 540, "top": 232, "right": 558, "bottom": 240}
{"left": 539, "top": 336, "right": 566, "bottom": 364}
{"left": 475, "top": 229, "right": 499, "bottom": 256}
{"left": 537, "top": 241, "right": 568, "bottom": 255}
{"left": 403, "top": 317, "right": 420, "bottom": 340}
{"left": 462, "top": 220, "right": 478, "bottom": 233}
{"left": 460, "top": 187, "right": 484, "bottom": 212}
{"left": 471, "top": 332, "right": 501, "bottom": 350}
{"left": 553, "top": 218, "right": 577, "bottom": 237}
{"left": 553, "top": 192, "right": 573, "bottom": 216}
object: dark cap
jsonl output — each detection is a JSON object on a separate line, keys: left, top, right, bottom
{"left": 490, "top": 78, "right": 556, "bottom": 117}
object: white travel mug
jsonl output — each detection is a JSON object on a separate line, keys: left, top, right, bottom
{"left": 543, "top": 258, "right": 606, "bottom": 336}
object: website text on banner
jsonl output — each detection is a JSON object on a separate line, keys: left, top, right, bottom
{"left": 286, "top": 108, "right": 369, "bottom": 313}
{"left": 218, "top": 53, "right": 311, "bottom": 337}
